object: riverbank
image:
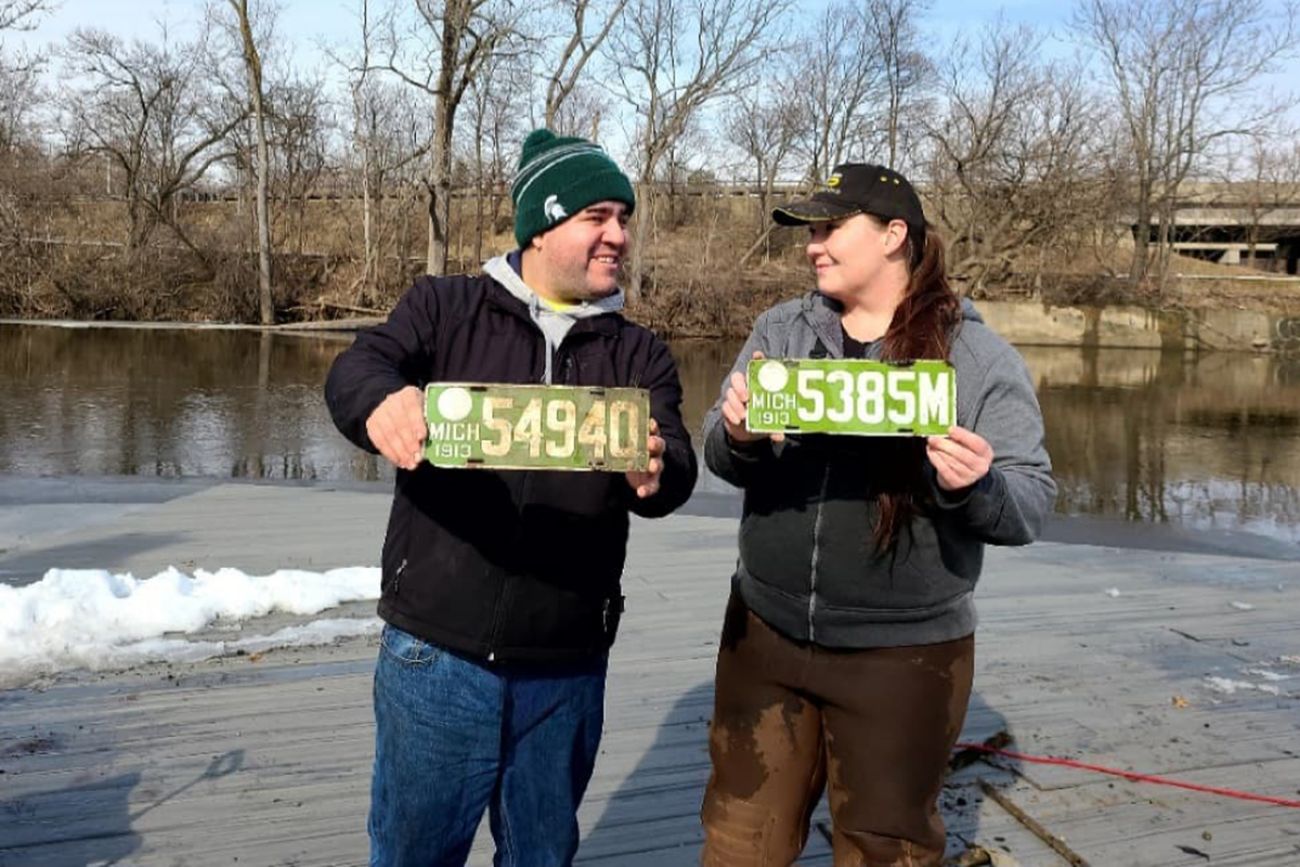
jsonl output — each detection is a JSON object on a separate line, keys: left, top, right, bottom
{"left": 1, "top": 476, "right": 1297, "bottom": 865}
{"left": 7, "top": 289, "right": 1300, "bottom": 353}
{"left": 4, "top": 231, "right": 1299, "bottom": 345}
{"left": 7, "top": 242, "right": 1300, "bottom": 354}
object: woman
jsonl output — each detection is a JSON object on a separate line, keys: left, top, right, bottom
{"left": 699, "top": 163, "right": 1056, "bottom": 866}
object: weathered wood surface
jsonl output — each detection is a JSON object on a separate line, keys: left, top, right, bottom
{"left": 1, "top": 482, "right": 1298, "bottom": 866}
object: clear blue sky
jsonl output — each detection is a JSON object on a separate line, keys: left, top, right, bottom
{"left": 9, "top": 0, "right": 1298, "bottom": 151}
{"left": 7, "top": 0, "right": 359, "bottom": 63}
{"left": 12, "top": 0, "right": 1062, "bottom": 48}
{"left": 13, "top": 0, "right": 1296, "bottom": 80}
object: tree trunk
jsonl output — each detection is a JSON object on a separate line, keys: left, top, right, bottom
{"left": 254, "top": 114, "right": 273, "bottom": 324}
{"left": 473, "top": 114, "right": 485, "bottom": 266}
{"left": 1129, "top": 192, "right": 1152, "bottom": 288}
{"left": 234, "top": 0, "right": 275, "bottom": 325}
{"left": 361, "top": 154, "right": 374, "bottom": 297}
{"left": 1154, "top": 201, "right": 1174, "bottom": 293}
{"left": 628, "top": 179, "right": 653, "bottom": 303}
{"left": 886, "top": 92, "right": 899, "bottom": 169}
{"left": 126, "top": 197, "right": 144, "bottom": 255}
{"left": 426, "top": 113, "right": 452, "bottom": 275}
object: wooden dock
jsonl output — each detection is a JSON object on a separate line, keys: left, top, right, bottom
{"left": 1, "top": 481, "right": 1298, "bottom": 865}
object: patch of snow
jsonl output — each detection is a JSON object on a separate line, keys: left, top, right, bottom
{"left": 0, "top": 566, "right": 380, "bottom": 686}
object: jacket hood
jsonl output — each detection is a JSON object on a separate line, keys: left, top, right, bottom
{"left": 960, "top": 297, "right": 984, "bottom": 323}
{"left": 484, "top": 253, "right": 625, "bottom": 319}
{"left": 797, "top": 291, "right": 984, "bottom": 356}
{"left": 483, "top": 253, "right": 624, "bottom": 384}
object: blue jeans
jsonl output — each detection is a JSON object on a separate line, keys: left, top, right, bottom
{"left": 368, "top": 624, "right": 608, "bottom": 867}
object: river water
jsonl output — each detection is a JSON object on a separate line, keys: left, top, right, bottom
{"left": 2, "top": 323, "right": 1297, "bottom": 548}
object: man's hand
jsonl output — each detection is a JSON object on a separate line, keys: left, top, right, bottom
{"left": 626, "top": 418, "right": 665, "bottom": 499}
{"left": 926, "top": 425, "right": 993, "bottom": 492}
{"left": 366, "top": 385, "right": 428, "bottom": 471}
{"left": 721, "top": 351, "right": 784, "bottom": 445}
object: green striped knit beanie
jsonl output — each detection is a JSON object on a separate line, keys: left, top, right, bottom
{"left": 512, "top": 129, "right": 636, "bottom": 248}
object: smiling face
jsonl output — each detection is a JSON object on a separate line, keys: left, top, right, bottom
{"left": 805, "top": 213, "right": 912, "bottom": 303}
{"left": 526, "top": 201, "right": 630, "bottom": 303}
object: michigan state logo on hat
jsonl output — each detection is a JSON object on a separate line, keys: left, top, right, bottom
{"left": 512, "top": 129, "right": 635, "bottom": 248}
{"left": 543, "top": 194, "right": 568, "bottom": 224}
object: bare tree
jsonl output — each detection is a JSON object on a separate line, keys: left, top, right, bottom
{"left": 1073, "top": 0, "right": 1299, "bottom": 288}
{"left": 925, "top": 23, "right": 1037, "bottom": 287}
{"left": 925, "top": 23, "right": 1105, "bottom": 291}
{"left": 61, "top": 25, "right": 245, "bottom": 258}
{"left": 225, "top": 0, "right": 275, "bottom": 324}
{"left": 0, "top": 57, "right": 38, "bottom": 260}
{"left": 1238, "top": 133, "right": 1300, "bottom": 269}
{"left": 0, "top": 0, "right": 52, "bottom": 312}
{"left": 371, "top": 0, "right": 520, "bottom": 275}
{"left": 352, "top": 78, "right": 430, "bottom": 295}
{"left": 540, "top": 0, "right": 627, "bottom": 128}
{"left": 544, "top": 80, "right": 608, "bottom": 139}
{"left": 269, "top": 74, "right": 329, "bottom": 257}
{"left": 0, "top": 0, "right": 48, "bottom": 31}
{"left": 0, "top": 45, "right": 41, "bottom": 152}
{"left": 462, "top": 50, "right": 527, "bottom": 264}
{"left": 337, "top": 0, "right": 431, "bottom": 299}
{"left": 792, "top": 2, "right": 879, "bottom": 184}
{"left": 345, "top": 0, "right": 380, "bottom": 294}
{"left": 863, "top": 0, "right": 931, "bottom": 171}
{"left": 608, "top": 0, "right": 791, "bottom": 301}
{"left": 0, "top": 0, "right": 50, "bottom": 151}
{"left": 724, "top": 75, "right": 804, "bottom": 259}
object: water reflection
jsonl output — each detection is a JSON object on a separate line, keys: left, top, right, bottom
{"left": 0, "top": 325, "right": 381, "bottom": 482}
{"left": 1, "top": 324, "right": 1297, "bottom": 545}
{"left": 1028, "top": 345, "right": 1299, "bottom": 544}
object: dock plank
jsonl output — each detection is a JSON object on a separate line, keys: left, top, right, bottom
{"left": 1, "top": 483, "right": 1298, "bottom": 865}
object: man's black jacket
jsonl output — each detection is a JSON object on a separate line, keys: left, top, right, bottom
{"left": 325, "top": 272, "right": 697, "bottom": 662}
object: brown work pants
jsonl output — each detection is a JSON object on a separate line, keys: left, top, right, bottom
{"left": 700, "top": 593, "right": 974, "bottom": 867}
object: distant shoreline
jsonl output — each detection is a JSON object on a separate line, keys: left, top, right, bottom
{"left": 6, "top": 299, "right": 1298, "bottom": 354}
{"left": 0, "top": 317, "right": 366, "bottom": 335}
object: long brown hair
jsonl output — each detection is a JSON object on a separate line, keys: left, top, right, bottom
{"left": 869, "top": 220, "right": 961, "bottom": 549}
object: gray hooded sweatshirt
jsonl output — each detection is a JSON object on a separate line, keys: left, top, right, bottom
{"left": 483, "top": 253, "right": 624, "bottom": 383}
{"left": 703, "top": 291, "right": 1057, "bottom": 648}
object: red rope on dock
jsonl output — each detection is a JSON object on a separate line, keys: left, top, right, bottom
{"left": 953, "top": 742, "right": 1300, "bottom": 808}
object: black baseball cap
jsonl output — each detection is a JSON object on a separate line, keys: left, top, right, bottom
{"left": 773, "top": 163, "right": 927, "bottom": 235}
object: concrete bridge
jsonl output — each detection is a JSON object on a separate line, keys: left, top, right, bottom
{"left": 1131, "top": 182, "right": 1300, "bottom": 274}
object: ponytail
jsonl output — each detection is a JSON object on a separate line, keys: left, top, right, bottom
{"left": 873, "top": 223, "right": 961, "bottom": 550}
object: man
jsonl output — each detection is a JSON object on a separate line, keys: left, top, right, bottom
{"left": 325, "top": 128, "right": 697, "bottom": 866}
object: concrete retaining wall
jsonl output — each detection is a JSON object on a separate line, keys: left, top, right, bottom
{"left": 978, "top": 301, "right": 1297, "bottom": 352}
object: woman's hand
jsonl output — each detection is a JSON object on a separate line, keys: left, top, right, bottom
{"left": 926, "top": 425, "right": 993, "bottom": 492}
{"left": 721, "top": 352, "right": 784, "bottom": 445}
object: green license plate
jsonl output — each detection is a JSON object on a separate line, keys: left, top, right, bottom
{"left": 747, "top": 358, "right": 955, "bottom": 436}
{"left": 423, "top": 384, "right": 651, "bottom": 471}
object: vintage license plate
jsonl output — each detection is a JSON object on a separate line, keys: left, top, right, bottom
{"left": 746, "top": 358, "right": 955, "bottom": 436}
{"left": 423, "top": 384, "right": 651, "bottom": 471}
